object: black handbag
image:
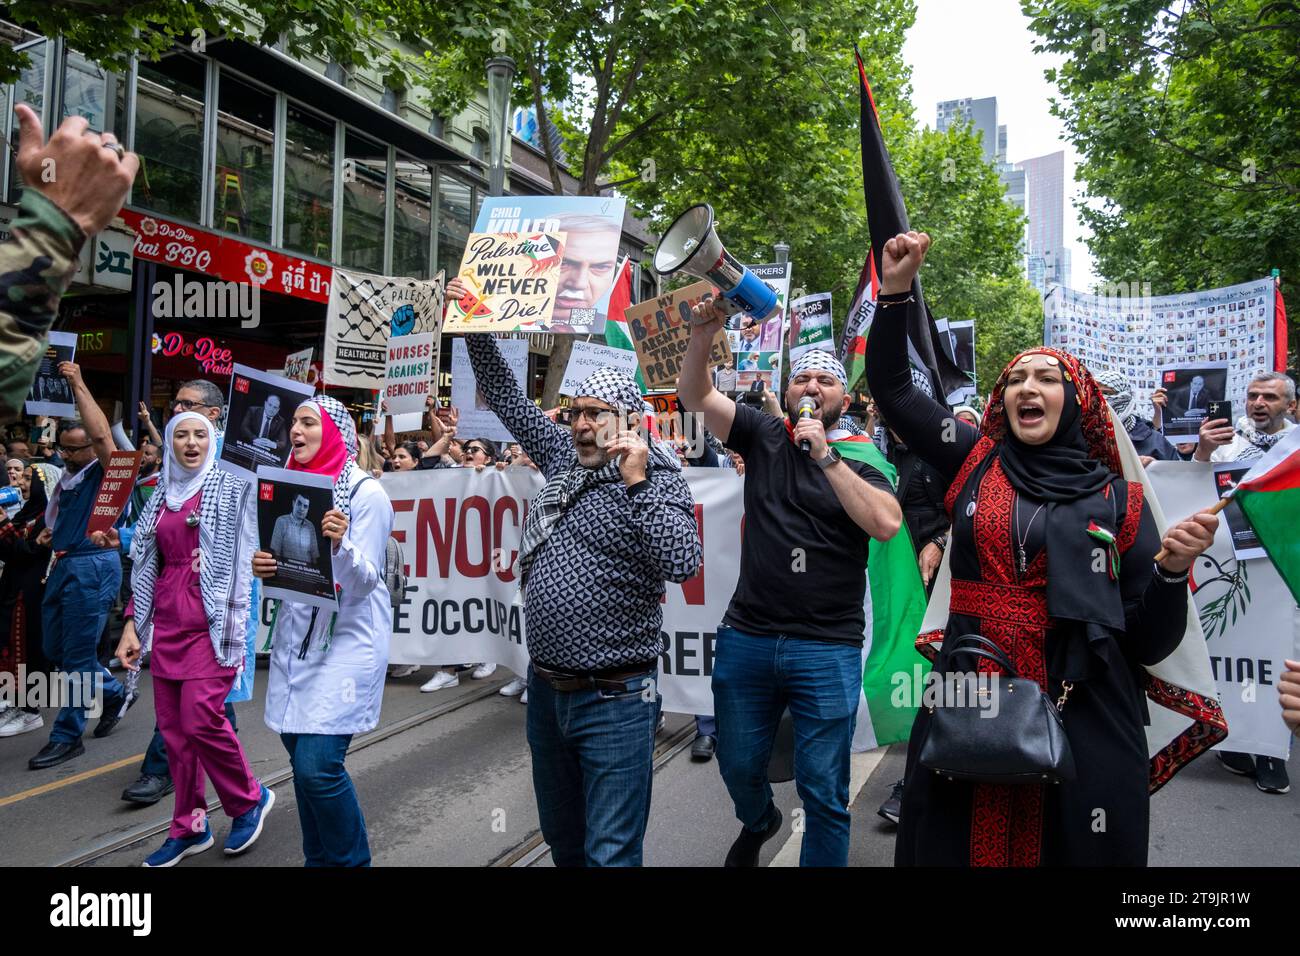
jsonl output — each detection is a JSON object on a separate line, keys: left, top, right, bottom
{"left": 917, "top": 634, "right": 1076, "bottom": 785}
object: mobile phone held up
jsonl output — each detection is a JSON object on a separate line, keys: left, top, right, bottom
{"left": 1207, "top": 400, "right": 1232, "bottom": 424}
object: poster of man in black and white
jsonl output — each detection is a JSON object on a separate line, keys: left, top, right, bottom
{"left": 220, "top": 363, "right": 315, "bottom": 480}
{"left": 25, "top": 331, "right": 78, "bottom": 417}
{"left": 1211, "top": 463, "right": 1266, "bottom": 561}
{"left": 1160, "top": 363, "right": 1229, "bottom": 440}
{"left": 256, "top": 466, "right": 337, "bottom": 609}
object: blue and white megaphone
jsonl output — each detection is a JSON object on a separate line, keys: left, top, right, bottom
{"left": 653, "top": 204, "right": 780, "bottom": 321}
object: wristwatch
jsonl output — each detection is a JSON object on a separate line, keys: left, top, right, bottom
{"left": 816, "top": 447, "right": 842, "bottom": 470}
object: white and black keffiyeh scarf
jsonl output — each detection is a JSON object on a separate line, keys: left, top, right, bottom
{"left": 790, "top": 349, "right": 848, "bottom": 387}
{"left": 1234, "top": 415, "right": 1293, "bottom": 460}
{"left": 128, "top": 461, "right": 255, "bottom": 693}
{"left": 1096, "top": 370, "right": 1138, "bottom": 430}
{"left": 516, "top": 367, "right": 679, "bottom": 588}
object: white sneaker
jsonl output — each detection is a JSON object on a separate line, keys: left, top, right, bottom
{"left": 498, "top": 677, "right": 527, "bottom": 697}
{"left": 520, "top": 688, "right": 528, "bottom": 704}
{"left": 389, "top": 664, "right": 421, "bottom": 679}
{"left": 0, "top": 706, "right": 23, "bottom": 732}
{"left": 0, "top": 711, "right": 44, "bottom": 737}
{"left": 471, "top": 662, "right": 498, "bottom": 679}
{"left": 420, "top": 671, "right": 460, "bottom": 693}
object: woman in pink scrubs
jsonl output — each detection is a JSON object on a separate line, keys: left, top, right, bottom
{"left": 115, "top": 412, "right": 273, "bottom": 867}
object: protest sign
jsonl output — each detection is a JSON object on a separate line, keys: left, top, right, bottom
{"left": 559, "top": 340, "right": 641, "bottom": 396}
{"left": 624, "top": 281, "right": 731, "bottom": 391}
{"left": 220, "top": 364, "right": 315, "bottom": 481}
{"left": 383, "top": 332, "right": 436, "bottom": 418}
{"left": 1147, "top": 461, "right": 1298, "bottom": 759}
{"left": 1044, "top": 277, "right": 1278, "bottom": 420}
{"left": 85, "top": 451, "right": 144, "bottom": 537}
{"left": 325, "top": 270, "right": 445, "bottom": 390}
{"left": 1160, "top": 363, "right": 1229, "bottom": 441}
{"left": 447, "top": 232, "right": 565, "bottom": 333}
{"left": 724, "top": 262, "right": 791, "bottom": 390}
{"left": 787, "top": 292, "right": 834, "bottom": 364}
{"left": 25, "top": 331, "right": 77, "bottom": 417}
{"left": 379, "top": 467, "right": 741, "bottom": 715}
{"left": 256, "top": 466, "right": 336, "bottom": 610}
{"left": 1212, "top": 463, "right": 1266, "bottom": 561}
{"left": 450, "top": 337, "right": 530, "bottom": 445}
{"left": 283, "top": 346, "right": 313, "bottom": 382}
{"left": 475, "top": 196, "right": 626, "bottom": 334}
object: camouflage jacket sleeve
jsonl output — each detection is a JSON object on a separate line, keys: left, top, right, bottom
{"left": 0, "top": 189, "right": 87, "bottom": 423}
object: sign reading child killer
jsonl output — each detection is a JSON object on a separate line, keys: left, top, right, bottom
{"left": 383, "top": 333, "right": 435, "bottom": 417}
{"left": 624, "top": 281, "right": 732, "bottom": 391}
{"left": 85, "top": 450, "right": 144, "bottom": 537}
{"left": 447, "top": 232, "right": 566, "bottom": 332}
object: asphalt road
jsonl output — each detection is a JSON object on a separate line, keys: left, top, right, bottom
{"left": 1, "top": 662, "right": 1294, "bottom": 867}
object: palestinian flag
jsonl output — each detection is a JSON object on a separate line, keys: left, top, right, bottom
{"left": 853, "top": 45, "right": 967, "bottom": 401}
{"left": 1232, "top": 426, "right": 1300, "bottom": 604}
{"left": 830, "top": 433, "right": 929, "bottom": 748}
{"left": 838, "top": 254, "right": 878, "bottom": 393}
{"left": 600, "top": 257, "right": 645, "bottom": 391}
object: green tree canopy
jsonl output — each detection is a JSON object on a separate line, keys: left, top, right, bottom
{"left": 1023, "top": 0, "right": 1299, "bottom": 364}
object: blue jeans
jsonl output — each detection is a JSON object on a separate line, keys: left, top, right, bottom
{"left": 526, "top": 664, "right": 660, "bottom": 867}
{"left": 142, "top": 703, "right": 238, "bottom": 776}
{"left": 42, "top": 552, "right": 124, "bottom": 744}
{"left": 712, "top": 625, "right": 862, "bottom": 867}
{"left": 280, "top": 733, "right": 369, "bottom": 867}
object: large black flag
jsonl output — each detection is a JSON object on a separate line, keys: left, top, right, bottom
{"left": 854, "top": 45, "right": 968, "bottom": 402}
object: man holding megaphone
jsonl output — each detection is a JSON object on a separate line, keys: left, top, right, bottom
{"left": 678, "top": 295, "right": 902, "bottom": 867}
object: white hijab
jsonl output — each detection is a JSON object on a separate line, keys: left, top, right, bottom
{"left": 163, "top": 412, "right": 219, "bottom": 511}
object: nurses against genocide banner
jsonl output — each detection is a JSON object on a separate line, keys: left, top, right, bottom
{"left": 325, "top": 269, "right": 446, "bottom": 390}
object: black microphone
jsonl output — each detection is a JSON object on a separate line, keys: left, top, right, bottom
{"left": 797, "top": 397, "right": 817, "bottom": 454}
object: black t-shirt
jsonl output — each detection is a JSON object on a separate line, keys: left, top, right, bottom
{"left": 722, "top": 402, "right": 896, "bottom": 645}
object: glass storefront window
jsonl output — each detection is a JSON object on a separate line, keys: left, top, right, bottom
{"left": 282, "top": 105, "right": 335, "bottom": 260}
{"left": 133, "top": 53, "right": 206, "bottom": 223}
{"left": 60, "top": 50, "right": 127, "bottom": 140}
{"left": 8, "top": 41, "right": 47, "bottom": 200}
{"left": 340, "top": 130, "right": 387, "bottom": 273}
{"left": 214, "top": 72, "right": 275, "bottom": 241}
{"left": 437, "top": 172, "right": 472, "bottom": 279}
{"left": 392, "top": 155, "right": 431, "bottom": 279}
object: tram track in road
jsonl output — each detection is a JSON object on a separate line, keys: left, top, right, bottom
{"left": 56, "top": 681, "right": 507, "bottom": 868}
{"left": 489, "top": 719, "right": 700, "bottom": 868}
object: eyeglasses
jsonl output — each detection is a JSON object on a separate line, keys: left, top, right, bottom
{"left": 560, "top": 406, "right": 619, "bottom": 427}
{"left": 56, "top": 441, "right": 93, "bottom": 454}
{"left": 464, "top": 445, "right": 488, "bottom": 456}
{"left": 173, "top": 399, "right": 215, "bottom": 412}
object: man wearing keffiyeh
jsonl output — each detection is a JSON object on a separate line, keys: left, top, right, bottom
{"left": 680, "top": 299, "right": 903, "bottom": 867}
{"left": 1095, "top": 369, "right": 1179, "bottom": 464}
{"left": 452, "top": 274, "right": 702, "bottom": 868}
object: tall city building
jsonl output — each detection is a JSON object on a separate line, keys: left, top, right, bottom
{"left": 938, "top": 97, "right": 1026, "bottom": 247}
{"left": 1017, "top": 150, "right": 1073, "bottom": 292}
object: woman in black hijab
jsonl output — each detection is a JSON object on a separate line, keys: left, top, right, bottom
{"left": 865, "top": 232, "right": 1224, "bottom": 866}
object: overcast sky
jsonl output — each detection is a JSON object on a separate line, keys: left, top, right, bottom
{"left": 902, "top": 0, "right": 1098, "bottom": 289}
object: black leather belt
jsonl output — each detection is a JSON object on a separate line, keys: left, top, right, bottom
{"left": 531, "top": 663, "right": 652, "bottom": 693}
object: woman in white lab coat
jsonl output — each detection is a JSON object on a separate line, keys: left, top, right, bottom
{"left": 254, "top": 395, "right": 393, "bottom": 867}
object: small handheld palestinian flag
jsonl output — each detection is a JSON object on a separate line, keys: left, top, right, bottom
{"left": 829, "top": 434, "right": 929, "bottom": 748}
{"left": 1086, "top": 520, "right": 1119, "bottom": 581}
{"left": 1231, "top": 427, "right": 1300, "bottom": 604}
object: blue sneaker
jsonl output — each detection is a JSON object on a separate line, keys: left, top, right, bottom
{"left": 142, "top": 823, "right": 213, "bottom": 868}
{"left": 225, "top": 785, "right": 275, "bottom": 855}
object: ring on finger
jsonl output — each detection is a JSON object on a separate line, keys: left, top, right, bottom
{"left": 101, "top": 141, "right": 125, "bottom": 161}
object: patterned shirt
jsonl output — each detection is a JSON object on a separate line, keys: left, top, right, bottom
{"left": 465, "top": 335, "right": 702, "bottom": 672}
{"left": 0, "top": 189, "right": 86, "bottom": 422}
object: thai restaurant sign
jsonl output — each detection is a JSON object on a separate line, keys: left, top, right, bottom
{"left": 119, "top": 209, "right": 333, "bottom": 303}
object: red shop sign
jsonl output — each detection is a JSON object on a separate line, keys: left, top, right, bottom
{"left": 119, "top": 209, "right": 333, "bottom": 303}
